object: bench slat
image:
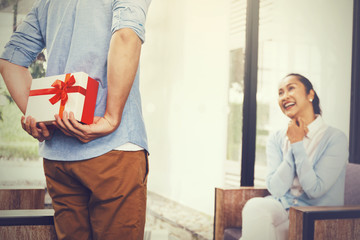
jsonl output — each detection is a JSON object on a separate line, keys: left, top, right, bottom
{"left": 0, "top": 209, "right": 56, "bottom": 240}
{"left": 0, "top": 209, "right": 54, "bottom": 226}
{"left": 0, "top": 188, "right": 45, "bottom": 210}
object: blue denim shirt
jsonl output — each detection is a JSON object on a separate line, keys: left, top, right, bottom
{"left": 1, "top": 0, "right": 150, "bottom": 160}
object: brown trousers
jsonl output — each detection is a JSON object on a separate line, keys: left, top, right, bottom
{"left": 43, "top": 150, "right": 148, "bottom": 240}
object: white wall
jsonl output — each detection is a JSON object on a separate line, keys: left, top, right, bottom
{"left": 140, "top": 0, "right": 229, "bottom": 215}
{"left": 260, "top": 0, "right": 353, "bottom": 137}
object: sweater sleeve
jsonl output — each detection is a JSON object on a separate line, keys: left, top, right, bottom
{"left": 266, "top": 131, "right": 296, "bottom": 197}
{"left": 292, "top": 128, "right": 348, "bottom": 199}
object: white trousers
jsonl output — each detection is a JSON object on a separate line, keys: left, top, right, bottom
{"left": 240, "top": 197, "right": 289, "bottom": 240}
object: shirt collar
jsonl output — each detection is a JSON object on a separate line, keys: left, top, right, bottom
{"left": 306, "top": 115, "right": 326, "bottom": 139}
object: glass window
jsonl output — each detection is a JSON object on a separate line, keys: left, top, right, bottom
{"left": 255, "top": 0, "right": 353, "bottom": 185}
{"left": 225, "top": 0, "right": 247, "bottom": 187}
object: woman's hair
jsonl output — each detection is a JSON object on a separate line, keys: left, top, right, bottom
{"left": 285, "top": 73, "right": 322, "bottom": 115}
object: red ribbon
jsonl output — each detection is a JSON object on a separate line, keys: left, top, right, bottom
{"left": 29, "top": 73, "right": 86, "bottom": 118}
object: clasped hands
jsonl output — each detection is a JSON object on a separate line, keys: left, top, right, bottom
{"left": 287, "top": 117, "right": 309, "bottom": 144}
{"left": 21, "top": 111, "right": 118, "bottom": 143}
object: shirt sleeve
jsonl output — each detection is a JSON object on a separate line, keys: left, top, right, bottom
{"left": 0, "top": 0, "right": 45, "bottom": 67}
{"left": 266, "top": 131, "right": 296, "bottom": 197}
{"left": 292, "top": 129, "right": 348, "bottom": 199}
{"left": 111, "top": 0, "right": 152, "bottom": 43}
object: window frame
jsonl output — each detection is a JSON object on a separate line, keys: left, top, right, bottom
{"left": 240, "top": 0, "right": 360, "bottom": 186}
{"left": 350, "top": 0, "right": 360, "bottom": 164}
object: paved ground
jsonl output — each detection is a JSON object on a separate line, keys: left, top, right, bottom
{"left": 0, "top": 158, "right": 212, "bottom": 240}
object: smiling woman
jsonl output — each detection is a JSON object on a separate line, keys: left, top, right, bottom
{"left": 278, "top": 74, "right": 318, "bottom": 124}
{"left": 239, "top": 73, "right": 349, "bottom": 240}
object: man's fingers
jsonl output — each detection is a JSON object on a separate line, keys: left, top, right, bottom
{"left": 39, "top": 123, "right": 51, "bottom": 139}
{"left": 53, "top": 121, "right": 72, "bottom": 136}
{"left": 60, "top": 129, "right": 73, "bottom": 137}
{"left": 21, "top": 116, "right": 26, "bottom": 130}
{"left": 30, "top": 118, "right": 41, "bottom": 139}
{"left": 20, "top": 116, "right": 54, "bottom": 142}
{"left": 57, "top": 125, "right": 72, "bottom": 137}
{"left": 54, "top": 113, "right": 80, "bottom": 138}
{"left": 24, "top": 116, "right": 31, "bottom": 134}
{"left": 53, "top": 113, "right": 112, "bottom": 143}
{"left": 68, "top": 112, "right": 88, "bottom": 133}
{"left": 39, "top": 123, "right": 48, "bottom": 136}
{"left": 61, "top": 112, "right": 83, "bottom": 136}
{"left": 63, "top": 111, "right": 92, "bottom": 141}
{"left": 54, "top": 113, "right": 69, "bottom": 131}
{"left": 37, "top": 136, "right": 45, "bottom": 142}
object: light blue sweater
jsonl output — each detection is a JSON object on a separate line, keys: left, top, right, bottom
{"left": 266, "top": 127, "right": 348, "bottom": 209}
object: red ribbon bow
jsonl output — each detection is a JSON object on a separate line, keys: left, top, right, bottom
{"left": 49, "top": 74, "right": 76, "bottom": 105}
{"left": 29, "top": 73, "right": 86, "bottom": 118}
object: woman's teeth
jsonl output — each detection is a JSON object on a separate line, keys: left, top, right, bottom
{"left": 284, "top": 102, "right": 295, "bottom": 109}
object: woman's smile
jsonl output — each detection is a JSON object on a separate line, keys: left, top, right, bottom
{"left": 278, "top": 76, "right": 314, "bottom": 120}
{"left": 283, "top": 101, "right": 296, "bottom": 110}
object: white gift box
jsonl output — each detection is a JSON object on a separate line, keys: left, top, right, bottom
{"left": 25, "top": 72, "right": 99, "bottom": 125}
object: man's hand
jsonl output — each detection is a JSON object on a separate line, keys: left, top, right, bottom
{"left": 53, "top": 111, "right": 118, "bottom": 143}
{"left": 287, "top": 117, "right": 308, "bottom": 144}
{"left": 52, "top": 28, "right": 142, "bottom": 143}
{"left": 21, "top": 116, "right": 54, "bottom": 142}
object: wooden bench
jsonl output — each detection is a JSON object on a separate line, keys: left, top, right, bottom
{"left": 0, "top": 209, "right": 57, "bottom": 240}
{"left": 0, "top": 187, "right": 57, "bottom": 239}
{"left": 214, "top": 163, "right": 360, "bottom": 240}
{"left": 289, "top": 205, "right": 360, "bottom": 240}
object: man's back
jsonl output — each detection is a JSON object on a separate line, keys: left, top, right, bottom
{"left": 2, "top": 0, "right": 149, "bottom": 160}
{"left": 6, "top": 0, "right": 112, "bottom": 79}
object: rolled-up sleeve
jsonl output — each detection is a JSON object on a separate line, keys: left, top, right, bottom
{"left": 1, "top": 1, "right": 45, "bottom": 67}
{"left": 111, "top": 0, "right": 151, "bottom": 43}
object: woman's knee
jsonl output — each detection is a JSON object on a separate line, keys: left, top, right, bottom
{"left": 242, "top": 197, "right": 285, "bottom": 221}
{"left": 242, "top": 197, "right": 267, "bottom": 215}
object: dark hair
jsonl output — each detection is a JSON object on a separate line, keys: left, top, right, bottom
{"left": 285, "top": 73, "right": 322, "bottom": 115}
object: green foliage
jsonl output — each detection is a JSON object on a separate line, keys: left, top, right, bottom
{"left": 226, "top": 103, "right": 243, "bottom": 161}
{"left": 0, "top": 1, "right": 45, "bottom": 160}
{"left": 255, "top": 103, "right": 270, "bottom": 165}
{"left": 0, "top": 98, "right": 33, "bottom": 141}
{"left": 0, "top": 95, "right": 39, "bottom": 160}
{"left": 0, "top": 81, "right": 13, "bottom": 121}
{"left": 0, "top": 0, "right": 18, "bottom": 10}
{"left": 29, "top": 52, "right": 46, "bottom": 78}
{"left": 226, "top": 48, "right": 245, "bottom": 162}
{"left": 0, "top": 143, "right": 39, "bottom": 160}
{"left": 0, "top": 52, "right": 45, "bottom": 160}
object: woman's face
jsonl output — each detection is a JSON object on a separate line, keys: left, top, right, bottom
{"left": 278, "top": 76, "right": 314, "bottom": 119}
